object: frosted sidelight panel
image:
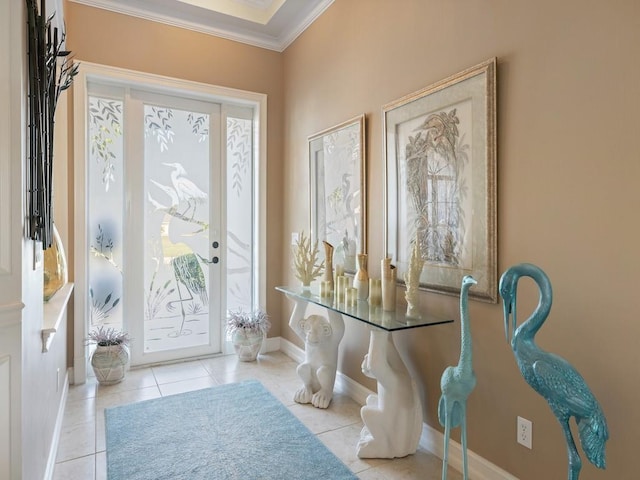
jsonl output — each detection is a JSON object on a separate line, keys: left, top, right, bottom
{"left": 226, "top": 116, "right": 254, "bottom": 314}
{"left": 144, "top": 105, "right": 211, "bottom": 352}
{"left": 88, "top": 96, "right": 124, "bottom": 331}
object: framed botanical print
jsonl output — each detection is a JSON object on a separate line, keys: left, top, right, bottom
{"left": 384, "top": 59, "right": 497, "bottom": 302}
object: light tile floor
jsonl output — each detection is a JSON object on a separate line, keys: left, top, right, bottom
{"left": 54, "top": 351, "right": 462, "bottom": 480}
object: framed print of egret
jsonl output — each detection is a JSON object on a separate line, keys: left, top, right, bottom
{"left": 384, "top": 59, "right": 497, "bottom": 302}
{"left": 309, "top": 114, "right": 366, "bottom": 273}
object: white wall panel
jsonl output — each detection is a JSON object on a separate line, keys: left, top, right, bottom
{"left": 0, "top": 356, "right": 10, "bottom": 480}
{"left": 0, "top": 0, "right": 12, "bottom": 278}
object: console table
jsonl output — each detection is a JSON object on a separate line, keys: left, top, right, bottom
{"left": 276, "top": 286, "right": 452, "bottom": 459}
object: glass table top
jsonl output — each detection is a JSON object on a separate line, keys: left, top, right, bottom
{"left": 276, "top": 286, "right": 453, "bottom": 332}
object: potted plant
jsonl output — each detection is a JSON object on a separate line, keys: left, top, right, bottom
{"left": 227, "top": 309, "right": 270, "bottom": 362}
{"left": 87, "top": 326, "right": 130, "bottom": 385}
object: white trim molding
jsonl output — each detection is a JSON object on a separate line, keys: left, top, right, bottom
{"left": 0, "top": 356, "right": 10, "bottom": 480}
{"left": 68, "top": 0, "right": 333, "bottom": 51}
{"left": 420, "top": 424, "right": 520, "bottom": 480}
{"left": 0, "top": 303, "right": 25, "bottom": 330}
{"left": 43, "top": 370, "right": 69, "bottom": 480}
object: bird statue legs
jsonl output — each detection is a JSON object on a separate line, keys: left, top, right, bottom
{"left": 461, "top": 409, "right": 469, "bottom": 480}
{"left": 440, "top": 398, "right": 471, "bottom": 480}
{"left": 561, "top": 418, "right": 582, "bottom": 480}
{"left": 440, "top": 404, "right": 457, "bottom": 480}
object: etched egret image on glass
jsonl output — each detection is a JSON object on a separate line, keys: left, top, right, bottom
{"left": 397, "top": 103, "right": 472, "bottom": 270}
{"left": 144, "top": 105, "right": 212, "bottom": 352}
{"left": 309, "top": 115, "right": 366, "bottom": 273}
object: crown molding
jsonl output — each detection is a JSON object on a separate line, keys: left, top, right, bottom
{"left": 69, "top": 0, "right": 333, "bottom": 52}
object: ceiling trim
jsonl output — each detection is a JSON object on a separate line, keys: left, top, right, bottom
{"left": 175, "top": 0, "right": 287, "bottom": 25}
{"left": 68, "top": 0, "right": 333, "bottom": 52}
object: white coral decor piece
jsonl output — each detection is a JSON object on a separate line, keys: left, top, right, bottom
{"left": 292, "top": 231, "right": 324, "bottom": 287}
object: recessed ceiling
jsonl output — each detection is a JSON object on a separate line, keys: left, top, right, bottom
{"left": 69, "top": 0, "right": 333, "bottom": 51}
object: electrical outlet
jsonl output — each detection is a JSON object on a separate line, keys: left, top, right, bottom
{"left": 517, "top": 416, "right": 532, "bottom": 449}
{"left": 291, "top": 232, "right": 299, "bottom": 245}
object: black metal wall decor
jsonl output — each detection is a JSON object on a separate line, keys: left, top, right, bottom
{"left": 25, "top": 0, "right": 78, "bottom": 248}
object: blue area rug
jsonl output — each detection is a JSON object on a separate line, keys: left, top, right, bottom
{"left": 105, "top": 380, "right": 357, "bottom": 480}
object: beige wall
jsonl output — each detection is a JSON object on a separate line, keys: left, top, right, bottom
{"left": 282, "top": 1, "right": 639, "bottom": 479}
{"left": 62, "top": 0, "right": 640, "bottom": 478}
{"left": 65, "top": 1, "right": 285, "bottom": 336}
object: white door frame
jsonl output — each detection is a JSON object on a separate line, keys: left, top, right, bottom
{"left": 72, "top": 62, "right": 267, "bottom": 382}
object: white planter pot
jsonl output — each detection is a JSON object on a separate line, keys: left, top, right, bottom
{"left": 232, "top": 330, "right": 264, "bottom": 362}
{"left": 91, "top": 344, "right": 129, "bottom": 385}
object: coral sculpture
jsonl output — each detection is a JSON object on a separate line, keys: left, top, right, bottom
{"left": 292, "top": 231, "right": 324, "bottom": 287}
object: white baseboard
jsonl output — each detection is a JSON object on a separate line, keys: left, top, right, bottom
{"left": 261, "top": 335, "right": 281, "bottom": 354}
{"left": 419, "top": 423, "right": 519, "bottom": 480}
{"left": 277, "top": 336, "right": 517, "bottom": 480}
{"left": 278, "top": 337, "right": 303, "bottom": 362}
{"left": 44, "top": 369, "right": 69, "bottom": 480}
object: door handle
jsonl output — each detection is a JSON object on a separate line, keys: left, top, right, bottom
{"left": 211, "top": 256, "right": 219, "bottom": 264}
{"left": 212, "top": 241, "right": 219, "bottom": 249}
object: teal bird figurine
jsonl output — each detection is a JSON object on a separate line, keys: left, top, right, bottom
{"left": 438, "top": 275, "right": 477, "bottom": 480}
{"left": 499, "top": 263, "right": 609, "bottom": 480}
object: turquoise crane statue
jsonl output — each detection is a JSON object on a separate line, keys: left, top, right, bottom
{"left": 499, "top": 263, "right": 609, "bottom": 480}
{"left": 438, "top": 275, "right": 477, "bottom": 480}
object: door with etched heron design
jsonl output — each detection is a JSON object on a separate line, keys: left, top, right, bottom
{"left": 127, "top": 92, "right": 223, "bottom": 365}
{"left": 83, "top": 67, "right": 260, "bottom": 376}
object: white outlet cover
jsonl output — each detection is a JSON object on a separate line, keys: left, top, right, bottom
{"left": 517, "top": 416, "right": 532, "bottom": 449}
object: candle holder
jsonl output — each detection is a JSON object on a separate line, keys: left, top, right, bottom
{"left": 381, "top": 257, "right": 397, "bottom": 311}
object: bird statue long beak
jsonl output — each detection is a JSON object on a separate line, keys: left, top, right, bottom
{"left": 502, "top": 300, "right": 510, "bottom": 342}
{"left": 502, "top": 297, "right": 516, "bottom": 344}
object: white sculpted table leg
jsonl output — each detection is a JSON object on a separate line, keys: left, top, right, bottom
{"left": 357, "top": 328, "right": 423, "bottom": 458}
{"left": 286, "top": 294, "right": 345, "bottom": 409}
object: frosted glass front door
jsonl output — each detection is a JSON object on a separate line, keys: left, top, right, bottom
{"left": 87, "top": 83, "right": 258, "bottom": 367}
{"left": 143, "top": 101, "right": 220, "bottom": 355}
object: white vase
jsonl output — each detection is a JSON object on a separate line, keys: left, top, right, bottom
{"left": 322, "top": 241, "right": 334, "bottom": 293}
{"left": 232, "top": 330, "right": 264, "bottom": 361}
{"left": 91, "top": 344, "right": 129, "bottom": 385}
{"left": 353, "top": 253, "right": 369, "bottom": 300}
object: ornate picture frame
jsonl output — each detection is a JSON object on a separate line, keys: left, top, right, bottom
{"left": 309, "top": 114, "right": 366, "bottom": 273}
{"left": 384, "top": 58, "right": 497, "bottom": 302}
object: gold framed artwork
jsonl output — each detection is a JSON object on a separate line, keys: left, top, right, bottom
{"left": 384, "top": 58, "right": 497, "bottom": 302}
{"left": 309, "top": 114, "right": 366, "bottom": 273}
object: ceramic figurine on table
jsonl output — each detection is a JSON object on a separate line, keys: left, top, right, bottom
{"left": 500, "top": 263, "right": 608, "bottom": 480}
{"left": 438, "top": 275, "right": 477, "bottom": 480}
